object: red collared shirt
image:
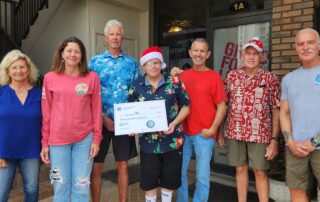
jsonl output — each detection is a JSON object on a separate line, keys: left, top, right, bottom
{"left": 224, "top": 67, "right": 280, "bottom": 143}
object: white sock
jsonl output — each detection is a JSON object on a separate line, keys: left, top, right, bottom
{"left": 161, "top": 190, "right": 173, "bottom": 202}
{"left": 145, "top": 195, "right": 157, "bottom": 202}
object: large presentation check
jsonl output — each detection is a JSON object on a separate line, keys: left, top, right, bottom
{"left": 114, "top": 100, "right": 168, "bottom": 136}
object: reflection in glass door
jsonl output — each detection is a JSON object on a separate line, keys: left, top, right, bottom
{"left": 213, "top": 22, "right": 270, "bottom": 80}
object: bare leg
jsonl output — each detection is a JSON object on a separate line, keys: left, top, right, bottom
{"left": 290, "top": 189, "right": 308, "bottom": 202}
{"left": 253, "top": 169, "right": 269, "bottom": 202}
{"left": 235, "top": 164, "right": 249, "bottom": 202}
{"left": 116, "top": 161, "right": 128, "bottom": 202}
{"left": 146, "top": 188, "right": 157, "bottom": 197}
{"left": 90, "top": 163, "right": 104, "bottom": 202}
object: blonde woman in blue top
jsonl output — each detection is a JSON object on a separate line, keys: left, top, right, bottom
{"left": 0, "top": 50, "right": 41, "bottom": 202}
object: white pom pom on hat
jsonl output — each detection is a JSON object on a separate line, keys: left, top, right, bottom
{"left": 140, "top": 46, "right": 166, "bottom": 69}
{"left": 242, "top": 37, "right": 264, "bottom": 52}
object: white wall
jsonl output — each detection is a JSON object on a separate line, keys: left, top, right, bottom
{"left": 97, "top": 0, "right": 148, "bottom": 11}
{"left": 88, "top": 0, "right": 149, "bottom": 61}
{"left": 24, "top": 0, "right": 149, "bottom": 75}
{"left": 139, "top": 11, "right": 149, "bottom": 54}
{"left": 27, "top": 0, "right": 89, "bottom": 74}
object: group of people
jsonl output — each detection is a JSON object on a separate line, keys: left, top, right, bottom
{"left": 0, "top": 17, "right": 319, "bottom": 202}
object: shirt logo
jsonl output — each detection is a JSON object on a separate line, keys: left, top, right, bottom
{"left": 75, "top": 83, "right": 89, "bottom": 94}
{"left": 315, "top": 74, "right": 320, "bottom": 85}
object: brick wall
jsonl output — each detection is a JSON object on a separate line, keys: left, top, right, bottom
{"left": 272, "top": 0, "right": 318, "bottom": 77}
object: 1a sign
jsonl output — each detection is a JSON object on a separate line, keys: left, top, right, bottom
{"left": 229, "top": 1, "right": 249, "bottom": 12}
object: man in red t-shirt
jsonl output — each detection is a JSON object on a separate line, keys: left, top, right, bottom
{"left": 218, "top": 37, "right": 280, "bottom": 202}
{"left": 176, "top": 38, "right": 227, "bottom": 202}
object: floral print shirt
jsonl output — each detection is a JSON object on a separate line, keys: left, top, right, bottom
{"left": 224, "top": 67, "right": 280, "bottom": 143}
{"left": 89, "top": 51, "right": 140, "bottom": 119}
{"left": 128, "top": 74, "right": 190, "bottom": 153}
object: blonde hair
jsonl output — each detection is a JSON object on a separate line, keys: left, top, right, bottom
{"left": 0, "top": 49, "right": 39, "bottom": 85}
{"left": 104, "top": 19, "right": 124, "bottom": 36}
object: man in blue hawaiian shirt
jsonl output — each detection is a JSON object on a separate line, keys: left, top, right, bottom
{"left": 89, "top": 19, "right": 141, "bottom": 202}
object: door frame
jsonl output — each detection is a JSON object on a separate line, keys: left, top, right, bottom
{"left": 207, "top": 10, "right": 272, "bottom": 172}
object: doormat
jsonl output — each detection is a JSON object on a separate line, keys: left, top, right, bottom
{"left": 188, "top": 182, "right": 273, "bottom": 202}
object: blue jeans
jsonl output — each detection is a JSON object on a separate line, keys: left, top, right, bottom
{"left": 177, "top": 133, "right": 214, "bottom": 202}
{"left": 49, "top": 133, "right": 93, "bottom": 202}
{"left": 0, "top": 158, "right": 40, "bottom": 202}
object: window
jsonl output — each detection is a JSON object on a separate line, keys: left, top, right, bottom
{"left": 155, "top": 0, "right": 207, "bottom": 70}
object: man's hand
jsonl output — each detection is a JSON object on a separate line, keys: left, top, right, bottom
{"left": 287, "top": 138, "right": 309, "bottom": 157}
{"left": 103, "top": 116, "right": 114, "bottom": 131}
{"left": 170, "top": 67, "right": 183, "bottom": 76}
{"left": 217, "top": 134, "right": 226, "bottom": 148}
{"left": 90, "top": 143, "right": 100, "bottom": 159}
{"left": 200, "top": 128, "right": 215, "bottom": 138}
{"left": 40, "top": 148, "right": 51, "bottom": 164}
{"left": 265, "top": 140, "right": 278, "bottom": 160}
{"left": 300, "top": 140, "right": 316, "bottom": 153}
{"left": 0, "top": 159, "right": 7, "bottom": 168}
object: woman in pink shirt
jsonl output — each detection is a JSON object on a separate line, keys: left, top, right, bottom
{"left": 40, "top": 37, "right": 102, "bottom": 202}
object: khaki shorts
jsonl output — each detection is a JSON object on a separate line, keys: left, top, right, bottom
{"left": 285, "top": 148, "right": 320, "bottom": 190}
{"left": 226, "top": 138, "right": 269, "bottom": 170}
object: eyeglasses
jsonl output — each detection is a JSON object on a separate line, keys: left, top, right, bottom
{"left": 145, "top": 61, "right": 162, "bottom": 67}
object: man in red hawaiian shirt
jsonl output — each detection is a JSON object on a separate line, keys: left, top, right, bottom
{"left": 218, "top": 37, "right": 280, "bottom": 202}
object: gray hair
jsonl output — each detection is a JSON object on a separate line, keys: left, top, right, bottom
{"left": 190, "top": 38, "right": 209, "bottom": 51}
{"left": 295, "top": 28, "right": 320, "bottom": 45}
{"left": 104, "top": 19, "right": 124, "bottom": 36}
{"left": 0, "top": 49, "right": 39, "bottom": 85}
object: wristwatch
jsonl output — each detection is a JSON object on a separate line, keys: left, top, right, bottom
{"left": 311, "top": 135, "right": 320, "bottom": 147}
{"left": 271, "top": 136, "right": 279, "bottom": 142}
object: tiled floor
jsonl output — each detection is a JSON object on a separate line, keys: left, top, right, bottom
{"left": 9, "top": 182, "right": 53, "bottom": 202}
{"left": 38, "top": 164, "right": 189, "bottom": 202}
{"left": 37, "top": 177, "right": 179, "bottom": 202}
{"left": 9, "top": 163, "right": 263, "bottom": 202}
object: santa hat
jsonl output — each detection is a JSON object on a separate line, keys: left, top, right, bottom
{"left": 242, "top": 37, "right": 264, "bottom": 52}
{"left": 140, "top": 46, "right": 166, "bottom": 69}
